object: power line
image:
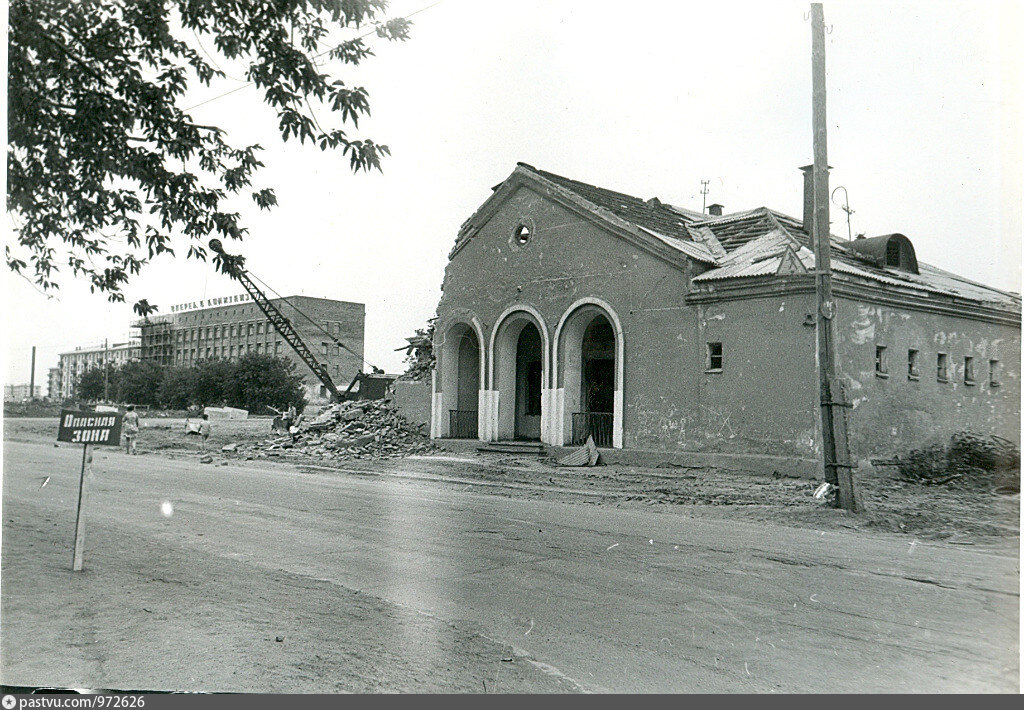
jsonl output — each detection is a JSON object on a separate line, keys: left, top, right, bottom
{"left": 185, "top": 1, "right": 441, "bottom": 113}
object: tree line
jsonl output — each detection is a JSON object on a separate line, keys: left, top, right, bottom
{"left": 75, "top": 354, "right": 306, "bottom": 413}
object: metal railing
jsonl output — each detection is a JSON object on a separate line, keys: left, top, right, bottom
{"left": 571, "top": 411, "right": 613, "bottom": 448}
{"left": 448, "top": 409, "right": 478, "bottom": 439}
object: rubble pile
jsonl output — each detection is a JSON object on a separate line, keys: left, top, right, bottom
{"left": 249, "top": 399, "right": 438, "bottom": 461}
{"left": 895, "top": 431, "right": 1020, "bottom": 486}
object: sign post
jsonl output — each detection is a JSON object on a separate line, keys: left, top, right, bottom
{"left": 58, "top": 409, "right": 123, "bottom": 571}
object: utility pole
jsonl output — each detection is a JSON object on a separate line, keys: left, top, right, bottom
{"left": 29, "top": 346, "right": 36, "bottom": 400}
{"left": 103, "top": 338, "right": 109, "bottom": 402}
{"left": 810, "top": 3, "right": 856, "bottom": 511}
{"left": 700, "top": 180, "right": 710, "bottom": 213}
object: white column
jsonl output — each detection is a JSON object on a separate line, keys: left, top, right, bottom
{"left": 613, "top": 389, "right": 624, "bottom": 449}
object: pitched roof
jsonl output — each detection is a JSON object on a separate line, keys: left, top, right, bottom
{"left": 466, "top": 164, "right": 1019, "bottom": 311}
{"left": 525, "top": 164, "right": 700, "bottom": 241}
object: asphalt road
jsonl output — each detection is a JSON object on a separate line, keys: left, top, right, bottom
{"left": 2, "top": 440, "right": 1018, "bottom": 692}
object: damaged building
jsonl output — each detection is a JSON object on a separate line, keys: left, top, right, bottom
{"left": 430, "top": 163, "right": 1020, "bottom": 467}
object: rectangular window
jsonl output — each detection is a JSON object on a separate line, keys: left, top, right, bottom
{"left": 706, "top": 342, "right": 723, "bottom": 372}
{"left": 257, "top": 323, "right": 263, "bottom": 334}
{"left": 875, "top": 345, "right": 888, "bottom": 377}
{"left": 907, "top": 349, "right": 919, "bottom": 380}
{"left": 255, "top": 343, "right": 262, "bottom": 353}
{"left": 230, "top": 346, "right": 236, "bottom": 357}
{"left": 964, "top": 356, "right": 975, "bottom": 385}
{"left": 213, "top": 326, "right": 219, "bottom": 339}
{"left": 230, "top": 325, "right": 236, "bottom": 338}
{"left": 989, "top": 359, "right": 1001, "bottom": 387}
{"left": 248, "top": 324, "right": 253, "bottom": 336}
{"left": 937, "top": 353, "right": 948, "bottom": 382}
{"left": 322, "top": 343, "right": 329, "bottom": 356}
{"left": 275, "top": 342, "right": 281, "bottom": 355}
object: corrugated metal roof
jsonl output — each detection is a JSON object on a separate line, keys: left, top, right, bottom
{"left": 637, "top": 226, "right": 717, "bottom": 263}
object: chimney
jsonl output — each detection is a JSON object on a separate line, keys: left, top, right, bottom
{"left": 800, "top": 164, "right": 814, "bottom": 232}
{"left": 800, "top": 163, "right": 832, "bottom": 233}
{"left": 707, "top": 203, "right": 724, "bottom": 217}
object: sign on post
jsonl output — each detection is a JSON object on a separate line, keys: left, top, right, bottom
{"left": 58, "top": 410, "right": 122, "bottom": 445}
{"left": 58, "top": 409, "right": 123, "bottom": 571}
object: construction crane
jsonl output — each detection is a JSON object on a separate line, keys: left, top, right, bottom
{"left": 208, "top": 239, "right": 354, "bottom": 402}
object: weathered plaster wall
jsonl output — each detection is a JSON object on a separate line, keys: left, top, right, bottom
{"left": 690, "top": 293, "right": 819, "bottom": 457}
{"left": 835, "top": 298, "right": 1021, "bottom": 459}
{"left": 435, "top": 182, "right": 1020, "bottom": 460}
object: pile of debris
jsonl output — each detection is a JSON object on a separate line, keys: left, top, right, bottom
{"left": 878, "top": 431, "right": 1020, "bottom": 487}
{"left": 246, "top": 398, "right": 438, "bottom": 461}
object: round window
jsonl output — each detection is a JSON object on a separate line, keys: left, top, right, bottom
{"left": 513, "top": 223, "right": 531, "bottom": 245}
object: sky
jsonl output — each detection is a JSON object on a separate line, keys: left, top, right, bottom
{"left": 4, "top": 0, "right": 1022, "bottom": 393}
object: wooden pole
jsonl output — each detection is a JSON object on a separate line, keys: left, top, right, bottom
{"left": 72, "top": 443, "right": 91, "bottom": 570}
{"left": 811, "top": 3, "right": 857, "bottom": 511}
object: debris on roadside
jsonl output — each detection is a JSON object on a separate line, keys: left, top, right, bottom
{"left": 558, "top": 436, "right": 600, "bottom": 467}
{"left": 199, "top": 454, "right": 213, "bottom": 464}
{"left": 878, "top": 431, "right": 1021, "bottom": 487}
{"left": 225, "top": 398, "right": 438, "bottom": 462}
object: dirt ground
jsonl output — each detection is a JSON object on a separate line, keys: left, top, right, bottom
{"left": 4, "top": 416, "right": 1018, "bottom": 550}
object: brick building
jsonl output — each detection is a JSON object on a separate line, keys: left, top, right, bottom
{"left": 58, "top": 341, "right": 141, "bottom": 400}
{"left": 134, "top": 295, "right": 365, "bottom": 402}
{"left": 430, "top": 163, "right": 1020, "bottom": 467}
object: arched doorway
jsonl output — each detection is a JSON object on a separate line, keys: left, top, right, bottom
{"left": 438, "top": 321, "right": 482, "bottom": 438}
{"left": 554, "top": 301, "right": 624, "bottom": 448}
{"left": 490, "top": 309, "right": 549, "bottom": 442}
{"left": 514, "top": 324, "right": 543, "bottom": 439}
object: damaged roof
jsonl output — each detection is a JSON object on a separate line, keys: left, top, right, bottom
{"left": 464, "top": 163, "right": 1021, "bottom": 310}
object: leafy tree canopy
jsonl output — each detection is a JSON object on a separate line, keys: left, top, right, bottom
{"left": 7, "top": 0, "right": 411, "bottom": 312}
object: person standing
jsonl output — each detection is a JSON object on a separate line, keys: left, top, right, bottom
{"left": 123, "top": 405, "right": 140, "bottom": 455}
{"left": 199, "top": 413, "right": 211, "bottom": 452}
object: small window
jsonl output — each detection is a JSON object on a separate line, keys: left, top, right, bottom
{"left": 257, "top": 323, "right": 263, "bottom": 334}
{"left": 513, "top": 223, "right": 531, "bottom": 245}
{"left": 937, "top": 353, "right": 948, "bottom": 382}
{"left": 988, "top": 359, "right": 1000, "bottom": 387}
{"left": 964, "top": 356, "right": 975, "bottom": 385}
{"left": 319, "top": 385, "right": 327, "bottom": 397}
{"left": 322, "top": 343, "right": 329, "bottom": 356}
{"left": 907, "top": 349, "right": 919, "bottom": 380}
{"left": 875, "top": 345, "right": 888, "bottom": 377}
{"left": 706, "top": 342, "right": 723, "bottom": 372}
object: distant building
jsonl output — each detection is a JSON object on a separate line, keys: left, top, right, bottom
{"left": 58, "top": 341, "right": 141, "bottom": 400}
{"left": 133, "top": 294, "right": 365, "bottom": 402}
{"left": 4, "top": 384, "right": 42, "bottom": 402}
{"left": 47, "top": 367, "right": 61, "bottom": 401}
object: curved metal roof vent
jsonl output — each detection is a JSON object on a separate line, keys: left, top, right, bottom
{"left": 846, "top": 233, "right": 919, "bottom": 274}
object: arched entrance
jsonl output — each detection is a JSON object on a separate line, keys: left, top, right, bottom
{"left": 490, "top": 309, "right": 549, "bottom": 442}
{"left": 437, "top": 321, "right": 483, "bottom": 438}
{"left": 554, "top": 300, "right": 624, "bottom": 448}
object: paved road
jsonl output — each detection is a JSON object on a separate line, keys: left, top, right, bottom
{"left": 2, "top": 441, "right": 1018, "bottom": 692}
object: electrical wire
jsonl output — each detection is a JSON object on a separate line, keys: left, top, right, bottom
{"left": 185, "top": 1, "right": 441, "bottom": 113}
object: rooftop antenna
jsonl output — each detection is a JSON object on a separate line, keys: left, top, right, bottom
{"left": 831, "top": 185, "right": 854, "bottom": 241}
{"left": 700, "top": 179, "right": 710, "bottom": 213}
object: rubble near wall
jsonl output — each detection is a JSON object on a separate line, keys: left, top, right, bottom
{"left": 232, "top": 398, "right": 438, "bottom": 461}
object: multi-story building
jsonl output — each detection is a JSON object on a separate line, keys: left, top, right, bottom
{"left": 57, "top": 341, "right": 141, "bottom": 400}
{"left": 4, "top": 384, "right": 42, "bottom": 402}
{"left": 134, "top": 294, "right": 365, "bottom": 402}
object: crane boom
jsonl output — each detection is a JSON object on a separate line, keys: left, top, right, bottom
{"left": 209, "top": 239, "right": 341, "bottom": 401}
